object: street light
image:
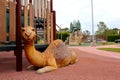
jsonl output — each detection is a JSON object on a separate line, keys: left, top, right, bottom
{"left": 91, "top": 0, "right": 95, "bottom": 46}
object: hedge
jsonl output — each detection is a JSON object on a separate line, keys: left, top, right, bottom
{"left": 56, "top": 32, "right": 70, "bottom": 41}
{"left": 107, "top": 35, "right": 120, "bottom": 42}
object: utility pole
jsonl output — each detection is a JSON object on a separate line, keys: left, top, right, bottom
{"left": 91, "top": 0, "right": 95, "bottom": 46}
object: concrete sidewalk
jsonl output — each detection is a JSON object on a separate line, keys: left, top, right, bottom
{"left": 70, "top": 44, "right": 120, "bottom": 59}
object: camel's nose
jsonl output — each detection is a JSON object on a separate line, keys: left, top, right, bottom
{"left": 25, "top": 30, "right": 32, "bottom": 37}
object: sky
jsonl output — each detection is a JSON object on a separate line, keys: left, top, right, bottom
{"left": 53, "top": 0, "right": 120, "bottom": 34}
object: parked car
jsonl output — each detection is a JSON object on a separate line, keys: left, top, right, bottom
{"left": 115, "top": 39, "right": 120, "bottom": 43}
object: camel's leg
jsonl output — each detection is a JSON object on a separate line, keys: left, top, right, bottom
{"left": 27, "top": 65, "right": 38, "bottom": 70}
{"left": 36, "top": 57, "right": 57, "bottom": 74}
{"left": 36, "top": 66, "right": 57, "bottom": 74}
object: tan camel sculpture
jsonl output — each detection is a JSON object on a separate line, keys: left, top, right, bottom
{"left": 22, "top": 26, "right": 78, "bottom": 74}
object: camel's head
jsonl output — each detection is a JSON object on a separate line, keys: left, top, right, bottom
{"left": 22, "top": 26, "right": 36, "bottom": 42}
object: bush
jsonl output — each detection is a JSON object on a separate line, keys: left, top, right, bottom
{"left": 56, "top": 32, "right": 70, "bottom": 41}
{"left": 107, "top": 35, "right": 120, "bottom": 42}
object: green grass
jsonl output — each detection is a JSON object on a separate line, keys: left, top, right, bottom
{"left": 107, "top": 42, "right": 120, "bottom": 45}
{"left": 81, "top": 42, "right": 120, "bottom": 46}
{"left": 97, "top": 48, "right": 120, "bottom": 53}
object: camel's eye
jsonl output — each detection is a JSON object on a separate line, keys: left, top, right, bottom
{"left": 22, "top": 28, "right": 25, "bottom": 32}
{"left": 32, "top": 28, "right": 35, "bottom": 31}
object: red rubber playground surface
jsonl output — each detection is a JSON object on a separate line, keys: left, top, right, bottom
{"left": 0, "top": 45, "right": 120, "bottom": 80}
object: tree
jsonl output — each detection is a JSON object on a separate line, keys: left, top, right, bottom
{"left": 61, "top": 27, "right": 69, "bottom": 32}
{"left": 104, "top": 28, "right": 118, "bottom": 36}
{"left": 83, "top": 30, "right": 90, "bottom": 36}
{"left": 82, "top": 30, "right": 90, "bottom": 40}
{"left": 112, "top": 28, "right": 119, "bottom": 35}
{"left": 95, "top": 21, "right": 109, "bottom": 40}
{"left": 70, "top": 22, "right": 73, "bottom": 33}
{"left": 95, "top": 21, "right": 108, "bottom": 35}
{"left": 76, "top": 20, "right": 81, "bottom": 30}
{"left": 69, "top": 20, "right": 81, "bottom": 33}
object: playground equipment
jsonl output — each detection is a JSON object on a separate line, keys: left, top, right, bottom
{"left": 69, "top": 30, "right": 83, "bottom": 45}
{"left": 0, "top": 0, "right": 56, "bottom": 71}
{"left": 69, "top": 27, "right": 83, "bottom": 45}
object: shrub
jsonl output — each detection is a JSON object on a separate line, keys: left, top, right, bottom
{"left": 56, "top": 32, "right": 70, "bottom": 41}
{"left": 107, "top": 35, "right": 120, "bottom": 42}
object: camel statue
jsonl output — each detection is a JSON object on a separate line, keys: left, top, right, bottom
{"left": 22, "top": 26, "right": 78, "bottom": 74}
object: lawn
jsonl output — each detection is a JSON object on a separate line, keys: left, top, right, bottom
{"left": 81, "top": 42, "right": 120, "bottom": 46}
{"left": 97, "top": 48, "right": 120, "bottom": 53}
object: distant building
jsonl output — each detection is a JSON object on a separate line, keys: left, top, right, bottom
{"left": 117, "top": 29, "right": 120, "bottom": 35}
